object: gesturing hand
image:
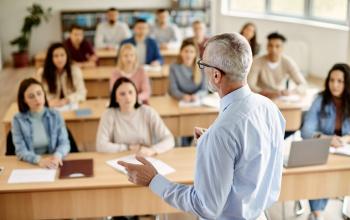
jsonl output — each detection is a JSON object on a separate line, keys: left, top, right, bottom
{"left": 117, "top": 156, "right": 158, "bottom": 186}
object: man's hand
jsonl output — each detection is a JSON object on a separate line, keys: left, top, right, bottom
{"left": 117, "top": 156, "right": 158, "bottom": 186}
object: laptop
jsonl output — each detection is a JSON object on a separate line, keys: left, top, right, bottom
{"left": 284, "top": 138, "right": 331, "bottom": 168}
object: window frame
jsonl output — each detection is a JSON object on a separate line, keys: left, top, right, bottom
{"left": 226, "top": 0, "right": 349, "bottom": 26}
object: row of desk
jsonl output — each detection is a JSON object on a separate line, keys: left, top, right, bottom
{"left": 83, "top": 66, "right": 169, "bottom": 98}
{"left": 3, "top": 94, "right": 314, "bottom": 152}
{"left": 1, "top": 147, "right": 350, "bottom": 219}
{"left": 34, "top": 48, "right": 180, "bottom": 68}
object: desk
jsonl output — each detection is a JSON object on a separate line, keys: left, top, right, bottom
{"left": 34, "top": 49, "right": 179, "bottom": 68}
{"left": 1, "top": 148, "right": 350, "bottom": 219}
{"left": 83, "top": 66, "right": 169, "bottom": 98}
{"left": 3, "top": 97, "right": 218, "bottom": 151}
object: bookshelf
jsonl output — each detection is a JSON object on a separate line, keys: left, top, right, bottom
{"left": 60, "top": 0, "right": 211, "bottom": 45}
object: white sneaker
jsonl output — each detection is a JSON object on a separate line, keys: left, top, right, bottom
{"left": 308, "top": 213, "right": 324, "bottom": 220}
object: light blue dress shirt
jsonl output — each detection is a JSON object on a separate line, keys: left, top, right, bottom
{"left": 150, "top": 85, "right": 285, "bottom": 220}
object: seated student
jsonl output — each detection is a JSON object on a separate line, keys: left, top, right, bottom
{"left": 190, "top": 20, "right": 209, "bottom": 58}
{"left": 64, "top": 24, "right": 97, "bottom": 68}
{"left": 11, "top": 78, "right": 70, "bottom": 168}
{"left": 94, "top": 7, "right": 131, "bottom": 50}
{"left": 39, "top": 42, "right": 87, "bottom": 107}
{"left": 96, "top": 77, "right": 174, "bottom": 156}
{"left": 110, "top": 43, "right": 151, "bottom": 103}
{"left": 168, "top": 38, "right": 207, "bottom": 102}
{"left": 301, "top": 63, "right": 350, "bottom": 220}
{"left": 121, "top": 18, "right": 163, "bottom": 66}
{"left": 150, "top": 9, "right": 181, "bottom": 50}
{"left": 240, "top": 22, "right": 260, "bottom": 56}
{"left": 248, "top": 32, "right": 307, "bottom": 99}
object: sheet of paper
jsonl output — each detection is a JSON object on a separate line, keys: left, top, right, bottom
{"left": 330, "top": 144, "right": 350, "bottom": 156}
{"left": 8, "top": 169, "right": 56, "bottom": 184}
{"left": 54, "top": 102, "right": 79, "bottom": 112}
{"left": 143, "top": 65, "right": 162, "bottom": 72}
{"left": 201, "top": 93, "right": 220, "bottom": 109}
{"left": 179, "top": 99, "right": 201, "bottom": 107}
{"left": 106, "top": 154, "right": 175, "bottom": 176}
{"left": 278, "top": 95, "right": 301, "bottom": 103}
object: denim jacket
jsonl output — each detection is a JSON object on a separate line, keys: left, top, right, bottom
{"left": 11, "top": 107, "right": 70, "bottom": 164}
{"left": 301, "top": 95, "right": 350, "bottom": 139}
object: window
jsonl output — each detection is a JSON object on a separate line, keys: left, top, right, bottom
{"left": 229, "top": 0, "right": 265, "bottom": 13}
{"left": 227, "top": 0, "right": 349, "bottom": 25}
{"left": 271, "top": 0, "right": 304, "bottom": 16}
{"left": 311, "top": 0, "right": 348, "bottom": 22}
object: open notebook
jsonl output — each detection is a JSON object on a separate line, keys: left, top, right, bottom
{"left": 106, "top": 154, "right": 175, "bottom": 176}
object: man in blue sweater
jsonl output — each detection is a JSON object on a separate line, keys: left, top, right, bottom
{"left": 120, "top": 18, "right": 163, "bottom": 66}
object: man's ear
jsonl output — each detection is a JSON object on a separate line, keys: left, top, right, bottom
{"left": 213, "top": 69, "right": 222, "bottom": 83}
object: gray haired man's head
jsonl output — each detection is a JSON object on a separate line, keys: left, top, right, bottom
{"left": 204, "top": 33, "right": 253, "bottom": 82}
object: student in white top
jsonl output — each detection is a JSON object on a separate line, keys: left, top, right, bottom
{"left": 96, "top": 77, "right": 174, "bottom": 156}
{"left": 150, "top": 9, "right": 181, "bottom": 50}
{"left": 94, "top": 7, "right": 131, "bottom": 50}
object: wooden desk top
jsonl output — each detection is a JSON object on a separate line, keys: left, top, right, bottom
{"left": 1, "top": 147, "right": 350, "bottom": 194}
{"left": 0, "top": 147, "right": 195, "bottom": 193}
{"left": 2, "top": 96, "right": 218, "bottom": 124}
{"left": 36, "top": 48, "right": 179, "bottom": 61}
{"left": 82, "top": 65, "right": 169, "bottom": 80}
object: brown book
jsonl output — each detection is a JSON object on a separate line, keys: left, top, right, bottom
{"left": 59, "top": 159, "right": 93, "bottom": 179}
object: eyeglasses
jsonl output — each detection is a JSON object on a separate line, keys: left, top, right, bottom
{"left": 197, "top": 59, "right": 226, "bottom": 75}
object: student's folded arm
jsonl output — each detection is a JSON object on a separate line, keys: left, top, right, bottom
{"left": 67, "top": 66, "right": 87, "bottom": 103}
{"left": 301, "top": 96, "right": 322, "bottom": 139}
{"left": 94, "top": 24, "right": 106, "bottom": 49}
{"left": 148, "top": 108, "right": 175, "bottom": 154}
{"left": 54, "top": 113, "right": 70, "bottom": 159}
{"left": 247, "top": 61, "right": 262, "bottom": 93}
{"left": 96, "top": 110, "right": 128, "bottom": 153}
{"left": 168, "top": 66, "right": 185, "bottom": 100}
{"left": 286, "top": 57, "right": 307, "bottom": 93}
{"left": 11, "top": 116, "right": 41, "bottom": 164}
{"left": 138, "top": 70, "right": 151, "bottom": 101}
{"left": 149, "top": 128, "right": 234, "bottom": 219}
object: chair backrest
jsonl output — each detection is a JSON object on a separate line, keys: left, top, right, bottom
{"left": 5, "top": 128, "right": 79, "bottom": 155}
{"left": 6, "top": 131, "right": 15, "bottom": 155}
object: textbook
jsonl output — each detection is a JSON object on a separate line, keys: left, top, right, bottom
{"left": 106, "top": 155, "right": 175, "bottom": 176}
{"left": 59, "top": 159, "right": 94, "bottom": 179}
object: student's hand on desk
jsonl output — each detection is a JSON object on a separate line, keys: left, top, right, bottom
{"left": 49, "top": 99, "right": 63, "bottom": 107}
{"left": 330, "top": 135, "right": 343, "bottom": 148}
{"left": 280, "top": 90, "right": 291, "bottom": 96}
{"left": 137, "top": 147, "right": 156, "bottom": 157}
{"left": 118, "top": 155, "right": 158, "bottom": 186}
{"left": 129, "top": 144, "right": 141, "bottom": 152}
{"left": 150, "top": 60, "right": 160, "bottom": 66}
{"left": 38, "top": 156, "right": 62, "bottom": 169}
{"left": 160, "top": 43, "right": 169, "bottom": 50}
{"left": 182, "top": 95, "right": 192, "bottom": 102}
{"left": 191, "top": 95, "right": 198, "bottom": 101}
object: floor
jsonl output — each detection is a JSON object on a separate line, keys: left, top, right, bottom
{"left": 1, "top": 67, "right": 344, "bottom": 220}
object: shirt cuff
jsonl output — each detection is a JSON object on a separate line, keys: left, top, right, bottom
{"left": 149, "top": 174, "right": 172, "bottom": 198}
{"left": 34, "top": 155, "right": 41, "bottom": 164}
{"left": 53, "top": 152, "right": 63, "bottom": 160}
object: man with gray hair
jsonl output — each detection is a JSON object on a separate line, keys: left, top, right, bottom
{"left": 119, "top": 33, "right": 286, "bottom": 220}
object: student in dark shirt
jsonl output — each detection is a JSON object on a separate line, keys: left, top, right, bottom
{"left": 64, "top": 24, "right": 97, "bottom": 68}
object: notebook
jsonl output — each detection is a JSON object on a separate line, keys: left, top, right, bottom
{"left": 59, "top": 159, "right": 94, "bottom": 179}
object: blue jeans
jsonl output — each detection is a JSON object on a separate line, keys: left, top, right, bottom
{"left": 181, "top": 136, "right": 193, "bottom": 146}
{"left": 309, "top": 199, "right": 328, "bottom": 211}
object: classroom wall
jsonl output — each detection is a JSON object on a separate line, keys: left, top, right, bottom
{"left": 0, "top": 0, "right": 170, "bottom": 65}
{"left": 213, "top": 0, "right": 349, "bottom": 78}
{"left": 0, "top": 0, "right": 349, "bottom": 78}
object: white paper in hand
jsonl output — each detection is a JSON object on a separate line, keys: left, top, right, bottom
{"left": 8, "top": 169, "right": 56, "bottom": 183}
{"left": 106, "top": 154, "right": 175, "bottom": 176}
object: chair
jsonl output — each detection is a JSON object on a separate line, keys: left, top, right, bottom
{"left": 5, "top": 128, "right": 79, "bottom": 155}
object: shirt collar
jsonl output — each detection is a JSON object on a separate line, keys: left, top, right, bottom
{"left": 220, "top": 85, "right": 251, "bottom": 112}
